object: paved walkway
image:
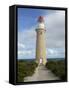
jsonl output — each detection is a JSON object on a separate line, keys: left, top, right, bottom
{"left": 24, "top": 65, "right": 60, "bottom": 82}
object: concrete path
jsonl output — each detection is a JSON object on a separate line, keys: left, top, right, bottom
{"left": 24, "top": 65, "right": 60, "bottom": 82}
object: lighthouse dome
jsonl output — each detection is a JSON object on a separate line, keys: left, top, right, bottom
{"left": 38, "top": 16, "right": 44, "bottom": 22}
{"left": 36, "top": 16, "right": 45, "bottom": 29}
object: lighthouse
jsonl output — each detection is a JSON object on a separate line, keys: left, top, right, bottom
{"left": 36, "top": 16, "right": 46, "bottom": 65}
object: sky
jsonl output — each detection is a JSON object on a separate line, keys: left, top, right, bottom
{"left": 17, "top": 8, "right": 65, "bottom": 59}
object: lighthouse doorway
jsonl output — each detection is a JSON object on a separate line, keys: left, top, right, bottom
{"left": 39, "top": 58, "right": 43, "bottom": 65}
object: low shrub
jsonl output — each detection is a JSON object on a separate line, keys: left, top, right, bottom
{"left": 17, "top": 60, "right": 38, "bottom": 82}
{"left": 46, "top": 60, "right": 65, "bottom": 80}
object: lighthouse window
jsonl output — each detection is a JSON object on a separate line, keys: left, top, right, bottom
{"left": 40, "top": 32, "right": 42, "bottom": 34}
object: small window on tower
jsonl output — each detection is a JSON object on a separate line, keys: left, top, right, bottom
{"left": 40, "top": 32, "right": 42, "bottom": 34}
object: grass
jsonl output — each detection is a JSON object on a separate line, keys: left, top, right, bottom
{"left": 17, "top": 60, "right": 38, "bottom": 82}
{"left": 46, "top": 60, "right": 66, "bottom": 80}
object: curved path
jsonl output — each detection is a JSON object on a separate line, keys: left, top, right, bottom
{"left": 24, "top": 65, "right": 60, "bottom": 82}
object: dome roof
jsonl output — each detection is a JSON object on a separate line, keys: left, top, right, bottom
{"left": 38, "top": 16, "right": 44, "bottom": 22}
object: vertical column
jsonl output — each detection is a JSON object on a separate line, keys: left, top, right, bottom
{"left": 36, "top": 16, "right": 47, "bottom": 65}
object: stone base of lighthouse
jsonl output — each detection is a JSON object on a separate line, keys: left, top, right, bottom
{"left": 36, "top": 51, "right": 47, "bottom": 66}
{"left": 36, "top": 59, "right": 46, "bottom": 66}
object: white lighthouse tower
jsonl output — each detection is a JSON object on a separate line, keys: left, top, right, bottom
{"left": 36, "top": 16, "right": 47, "bottom": 65}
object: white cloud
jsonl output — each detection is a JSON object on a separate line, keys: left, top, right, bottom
{"left": 18, "top": 43, "right": 26, "bottom": 48}
{"left": 18, "top": 26, "right": 36, "bottom": 51}
{"left": 48, "top": 49, "right": 55, "bottom": 55}
{"left": 18, "top": 50, "right": 32, "bottom": 55}
{"left": 18, "top": 50, "right": 35, "bottom": 59}
{"left": 45, "top": 11, "right": 65, "bottom": 49}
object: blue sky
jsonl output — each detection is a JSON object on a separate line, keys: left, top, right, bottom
{"left": 17, "top": 8, "right": 65, "bottom": 59}
{"left": 18, "top": 8, "right": 52, "bottom": 31}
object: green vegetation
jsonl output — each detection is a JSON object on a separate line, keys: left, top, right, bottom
{"left": 17, "top": 60, "right": 38, "bottom": 82}
{"left": 46, "top": 60, "right": 65, "bottom": 80}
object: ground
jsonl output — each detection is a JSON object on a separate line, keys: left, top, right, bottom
{"left": 24, "top": 64, "right": 60, "bottom": 82}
